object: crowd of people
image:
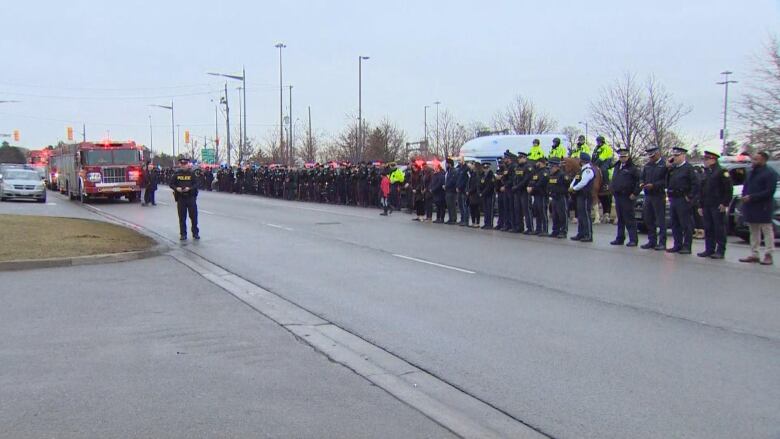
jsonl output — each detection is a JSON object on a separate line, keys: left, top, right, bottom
{"left": 146, "top": 136, "right": 777, "bottom": 265}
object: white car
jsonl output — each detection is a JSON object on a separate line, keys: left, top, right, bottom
{"left": 0, "top": 169, "right": 47, "bottom": 203}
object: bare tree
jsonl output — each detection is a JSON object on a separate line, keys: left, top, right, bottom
{"left": 364, "top": 119, "right": 406, "bottom": 162}
{"left": 429, "top": 109, "right": 471, "bottom": 158}
{"left": 493, "top": 95, "right": 558, "bottom": 134}
{"left": 262, "top": 127, "right": 285, "bottom": 163}
{"left": 739, "top": 35, "right": 780, "bottom": 156}
{"left": 560, "top": 125, "right": 581, "bottom": 149}
{"left": 298, "top": 128, "right": 324, "bottom": 163}
{"left": 644, "top": 74, "right": 692, "bottom": 156}
{"left": 590, "top": 73, "right": 649, "bottom": 158}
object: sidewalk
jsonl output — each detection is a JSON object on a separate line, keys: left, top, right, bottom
{"left": 0, "top": 255, "right": 454, "bottom": 439}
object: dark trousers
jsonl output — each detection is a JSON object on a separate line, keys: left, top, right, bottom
{"left": 702, "top": 206, "right": 727, "bottom": 254}
{"left": 511, "top": 192, "right": 523, "bottom": 232}
{"left": 483, "top": 194, "right": 494, "bottom": 227}
{"left": 496, "top": 192, "right": 505, "bottom": 228}
{"left": 669, "top": 196, "right": 693, "bottom": 250}
{"left": 469, "top": 200, "right": 481, "bottom": 225}
{"left": 445, "top": 191, "right": 458, "bottom": 223}
{"left": 614, "top": 194, "right": 638, "bottom": 243}
{"left": 576, "top": 193, "right": 592, "bottom": 239}
{"left": 415, "top": 198, "right": 425, "bottom": 217}
{"left": 504, "top": 190, "right": 515, "bottom": 230}
{"left": 519, "top": 191, "right": 533, "bottom": 232}
{"left": 424, "top": 194, "right": 434, "bottom": 219}
{"left": 550, "top": 195, "right": 568, "bottom": 236}
{"left": 176, "top": 196, "right": 199, "bottom": 237}
{"left": 643, "top": 194, "right": 667, "bottom": 246}
{"left": 533, "top": 194, "right": 549, "bottom": 234}
{"left": 143, "top": 188, "right": 156, "bottom": 205}
{"left": 458, "top": 192, "right": 469, "bottom": 225}
{"left": 434, "top": 194, "right": 446, "bottom": 221}
{"left": 391, "top": 184, "right": 400, "bottom": 209}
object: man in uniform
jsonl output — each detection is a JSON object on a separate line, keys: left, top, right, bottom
{"left": 610, "top": 147, "right": 641, "bottom": 247}
{"left": 592, "top": 135, "right": 615, "bottom": 223}
{"left": 547, "top": 158, "right": 570, "bottom": 238}
{"left": 569, "top": 135, "right": 591, "bottom": 158}
{"left": 169, "top": 156, "right": 200, "bottom": 241}
{"left": 666, "top": 146, "right": 699, "bottom": 254}
{"left": 639, "top": 145, "right": 668, "bottom": 250}
{"left": 569, "top": 152, "right": 595, "bottom": 242}
{"left": 528, "top": 157, "right": 550, "bottom": 235}
{"left": 499, "top": 151, "right": 516, "bottom": 231}
{"left": 549, "top": 137, "right": 567, "bottom": 161}
{"left": 528, "top": 138, "right": 546, "bottom": 162}
{"left": 697, "top": 151, "right": 733, "bottom": 259}
{"left": 480, "top": 162, "right": 495, "bottom": 229}
{"left": 512, "top": 152, "right": 534, "bottom": 233}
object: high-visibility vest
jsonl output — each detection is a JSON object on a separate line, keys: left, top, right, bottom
{"left": 569, "top": 143, "right": 592, "bottom": 157}
{"left": 528, "top": 145, "right": 546, "bottom": 161}
{"left": 549, "top": 145, "right": 567, "bottom": 159}
{"left": 389, "top": 168, "right": 405, "bottom": 184}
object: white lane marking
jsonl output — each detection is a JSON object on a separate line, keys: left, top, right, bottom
{"left": 157, "top": 201, "right": 170, "bottom": 206}
{"left": 266, "top": 223, "right": 294, "bottom": 231}
{"left": 392, "top": 254, "right": 476, "bottom": 274}
{"left": 200, "top": 209, "right": 215, "bottom": 215}
{"left": 45, "top": 202, "right": 57, "bottom": 206}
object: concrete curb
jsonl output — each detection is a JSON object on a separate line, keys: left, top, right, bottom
{"left": 0, "top": 243, "right": 168, "bottom": 272}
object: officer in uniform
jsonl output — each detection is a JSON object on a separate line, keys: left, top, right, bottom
{"left": 569, "top": 135, "right": 591, "bottom": 158}
{"left": 610, "top": 148, "right": 641, "bottom": 247}
{"left": 169, "top": 156, "right": 200, "bottom": 240}
{"left": 528, "top": 157, "right": 550, "bottom": 235}
{"left": 547, "top": 158, "right": 571, "bottom": 238}
{"left": 549, "top": 137, "right": 567, "bottom": 160}
{"left": 569, "top": 152, "right": 595, "bottom": 242}
{"left": 528, "top": 139, "right": 546, "bottom": 162}
{"left": 512, "top": 152, "right": 534, "bottom": 233}
{"left": 639, "top": 145, "right": 669, "bottom": 250}
{"left": 666, "top": 147, "right": 699, "bottom": 254}
{"left": 500, "top": 151, "right": 517, "bottom": 231}
{"left": 480, "top": 162, "right": 495, "bottom": 229}
{"left": 697, "top": 151, "right": 733, "bottom": 259}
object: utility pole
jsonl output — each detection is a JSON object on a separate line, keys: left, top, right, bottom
{"left": 434, "top": 101, "right": 441, "bottom": 157}
{"left": 288, "top": 85, "right": 294, "bottom": 165}
{"left": 358, "top": 56, "right": 370, "bottom": 160}
{"left": 242, "top": 66, "right": 246, "bottom": 161}
{"left": 237, "top": 86, "right": 243, "bottom": 164}
{"left": 308, "top": 105, "right": 312, "bottom": 159}
{"left": 223, "top": 82, "right": 231, "bottom": 166}
{"left": 214, "top": 103, "right": 219, "bottom": 164}
{"left": 82, "top": 123, "right": 86, "bottom": 143}
{"left": 717, "top": 71, "right": 738, "bottom": 154}
{"left": 149, "top": 115, "right": 153, "bottom": 156}
{"left": 275, "top": 43, "right": 286, "bottom": 164}
{"left": 424, "top": 105, "right": 430, "bottom": 155}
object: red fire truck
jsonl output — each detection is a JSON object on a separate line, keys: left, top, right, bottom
{"left": 27, "top": 149, "right": 51, "bottom": 183}
{"left": 52, "top": 140, "right": 144, "bottom": 202}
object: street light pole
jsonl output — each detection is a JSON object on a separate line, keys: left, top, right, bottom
{"left": 578, "top": 121, "right": 588, "bottom": 144}
{"left": 358, "top": 56, "right": 370, "bottom": 160}
{"left": 275, "top": 43, "right": 287, "bottom": 162}
{"left": 223, "top": 83, "right": 231, "bottom": 166}
{"left": 434, "top": 101, "right": 441, "bottom": 156}
{"left": 237, "top": 86, "right": 243, "bottom": 164}
{"left": 149, "top": 115, "right": 153, "bottom": 156}
{"left": 151, "top": 102, "right": 174, "bottom": 159}
{"left": 424, "top": 105, "right": 430, "bottom": 155}
{"left": 288, "top": 85, "right": 293, "bottom": 165}
{"left": 717, "top": 71, "right": 738, "bottom": 154}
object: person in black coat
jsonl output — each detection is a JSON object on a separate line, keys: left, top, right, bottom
{"left": 739, "top": 151, "right": 778, "bottom": 265}
{"left": 430, "top": 164, "right": 446, "bottom": 223}
{"left": 466, "top": 162, "right": 481, "bottom": 227}
{"left": 456, "top": 159, "right": 470, "bottom": 226}
{"left": 697, "top": 151, "right": 733, "bottom": 259}
{"left": 666, "top": 147, "right": 699, "bottom": 254}
{"left": 639, "top": 146, "right": 668, "bottom": 250}
{"left": 169, "top": 156, "right": 200, "bottom": 240}
{"left": 444, "top": 159, "right": 458, "bottom": 224}
{"left": 479, "top": 162, "right": 496, "bottom": 229}
{"left": 610, "top": 148, "right": 641, "bottom": 246}
{"left": 141, "top": 162, "right": 158, "bottom": 206}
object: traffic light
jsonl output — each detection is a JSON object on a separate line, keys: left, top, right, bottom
{"left": 67, "top": 126, "right": 74, "bottom": 141}
{"left": 184, "top": 130, "right": 190, "bottom": 144}
{"left": 215, "top": 136, "right": 220, "bottom": 146}
{"left": 13, "top": 129, "right": 20, "bottom": 142}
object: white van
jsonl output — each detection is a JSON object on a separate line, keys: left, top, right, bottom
{"left": 458, "top": 134, "right": 571, "bottom": 168}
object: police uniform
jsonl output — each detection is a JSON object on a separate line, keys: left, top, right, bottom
{"left": 512, "top": 153, "right": 534, "bottom": 233}
{"left": 479, "top": 163, "right": 495, "bottom": 229}
{"left": 528, "top": 158, "right": 550, "bottom": 235}
{"left": 570, "top": 152, "right": 595, "bottom": 242}
{"left": 528, "top": 140, "right": 546, "bottom": 162}
{"left": 639, "top": 146, "right": 669, "bottom": 250}
{"left": 698, "top": 151, "right": 733, "bottom": 259}
{"left": 666, "top": 147, "right": 699, "bottom": 254}
{"left": 610, "top": 148, "right": 641, "bottom": 246}
{"left": 549, "top": 138, "right": 567, "bottom": 160}
{"left": 547, "top": 159, "right": 571, "bottom": 238}
{"left": 169, "top": 157, "right": 200, "bottom": 240}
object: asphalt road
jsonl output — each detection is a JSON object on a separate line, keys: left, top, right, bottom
{"left": 40, "top": 189, "right": 780, "bottom": 439}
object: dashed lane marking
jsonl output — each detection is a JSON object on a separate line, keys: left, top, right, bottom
{"left": 392, "top": 254, "right": 476, "bottom": 274}
{"left": 266, "top": 223, "right": 294, "bottom": 231}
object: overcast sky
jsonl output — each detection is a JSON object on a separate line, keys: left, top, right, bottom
{"left": 1, "top": 0, "right": 778, "bottom": 153}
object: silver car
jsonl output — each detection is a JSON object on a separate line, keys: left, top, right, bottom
{"left": 0, "top": 169, "right": 47, "bottom": 202}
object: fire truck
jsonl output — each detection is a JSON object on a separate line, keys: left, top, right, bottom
{"left": 52, "top": 140, "right": 145, "bottom": 202}
{"left": 27, "top": 149, "right": 51, "bottom": 183}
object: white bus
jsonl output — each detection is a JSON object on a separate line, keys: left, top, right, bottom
{"left": 458, "top": 134, "right": 571, "bottom": 169}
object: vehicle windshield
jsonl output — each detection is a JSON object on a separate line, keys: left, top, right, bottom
{"left": 83, "top": 149, "right": 139, "bottom": 165}
{"left": 5, "top": 170, "right": 40, "bottom": 181}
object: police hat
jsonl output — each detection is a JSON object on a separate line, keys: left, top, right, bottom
{"left": 580, "top": 152, "right": 591, "bottom": 162}
{"left": 645, "top": 145, "right": 660, "bottom": 155}
{"left": 617, "top": 147, "right": 630, "bottom": 156}
{"left": 703, "top": 151, "right": 720, "bottom": 159}
{"left": 671, "top": 147, "right": 688, "bottom": 155}
{"left": 505, "top": 151, "right": 517, "bottom": 160}
{"left": 177, "top": 155, "right": 189, "bottom": 163}
{"left": 516, "top": 151, "right": 528, "bottom": 158}
{"left": 549, "top": 158, "right": 562, "bottom": 166}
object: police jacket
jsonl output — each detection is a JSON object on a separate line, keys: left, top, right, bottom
{"left": 640, "top": 157, "right": 668, "bottom": 196}
{"left": 548, "top": 169, "right": 571, "bottom": 196}
{"left": 142, "top": 169, "right": 158, "bottom": 191}
{"left": 456, "top": 165, "right": 469, "bottom": 191}
{"left": 444, "top": 168, "right": 458, "bottom": 192}
{"left": 666, "top": 162, "right": 699, "bottom": 202}
{"left": 502, "top": 163, "right": 515, "bottom": 190}
{"left": 467, "top": 170, "right": 481, "bottom": 205}
{"left": 512, "top": 163, "right": 534, "bottom": 192}
{"left": 169, "top": 168, "right": 199, "bottom": 200}
{"left": 479, "top": 170, "right": 495, "bottom": 198}
{"left": 529, "top": 167, "right": 549, "bottom": 195}
{"left": 611, "top": 160, "right": 641, "bottom": 196}
{"left": 700, "top": 164, "right": 733, "bottom": 208}
{"left": 430, "top": 170, "right": 445, "bottom": 195}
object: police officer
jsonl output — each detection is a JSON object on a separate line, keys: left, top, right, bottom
{"left": 639, "top": 145, "right": 668, "bottom": 250}
{"left": 528, "top": 139, "right": 546, "bottom": 162}
{"left": 547, "top": 158, "right": 571, "bottom": 238}
{"left": 549, "top": 137, "right": 567, "bottom": 160}
{"left": 610, "top": 148, "right": 641, "bottom": 247}
{"left": 569, "top": 152, "right": 595, "bottom": 242}
{"left": 528, "top": 157, "right": 550, "bottom": 235}
{"left": 169, "top": 156, "right": 200, "bottom": 240}
{"left": 512, "top": 152, "right": 534, "bottom": 233}
{"left": 697, "top": 151, "right": 733, "bottom": 259}
{"left": 666, "top": 147, "right": 699, "bottom": 254}
{"left": 480, "top": 162, "right": 495, "bottom": 229}
{"left": 569, "top": 135, "right": 591, "bottom": 158}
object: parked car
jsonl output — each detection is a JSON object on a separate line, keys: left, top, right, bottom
{"left": 0, "top": 168, "right": 47, "bottom": 202}
{"left": 732, "top": 160, "right": 780, "bottom": 242}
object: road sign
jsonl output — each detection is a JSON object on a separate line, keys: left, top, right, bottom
{"left": 201, "top": 148, "right": 216, "bottom": 164}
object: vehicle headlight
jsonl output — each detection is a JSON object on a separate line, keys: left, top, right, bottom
{"left": 87, "top": 172, "right": 102, "bottom": 183}
{"left": 128, "top": 170, "right": 140, "bottom": 181}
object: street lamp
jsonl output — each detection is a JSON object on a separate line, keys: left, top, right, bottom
{"left": 208, "top": 67, "right": 246, "bottom": 165}
{"left": 150, "top": 101, "right": 174, "bottom": 159}
{"left": 578, "top": 121, "right": 589, "bottom": 144}
{"left": 424, "top": 105, "right": 430, "bottom": 154}
{"left": 358, "top": 55, "right": 370, "bottom": 159}
{"left": 434, "top": 101, "right": 441, "bottom": 156}
{"left": 148, "top": 115, "right": 153, "bottom": 156}
{"left": 717, "top": 71, "right": 738, "bottom": 154}
{"left": 275, "top": 43, "right": 287, "bottom": 162}
{"left": 0, "top": 100, "right": 21, "bottom": 104}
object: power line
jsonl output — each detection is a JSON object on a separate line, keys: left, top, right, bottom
{"left": 1, "top": 89, "right": 224, "bottom": 101}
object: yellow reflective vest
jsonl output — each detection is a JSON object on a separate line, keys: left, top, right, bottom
{"left": 549, "top": 145, "right": 567, "bottom": 159}
{"left": 389, "top": 168, "right": 405, "bottom": 184}
{"left": 569, "top": 143, "right": 592, "bottom": 157}
{"left": 528, "top": 145, "right": 546, "bottom": 161}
